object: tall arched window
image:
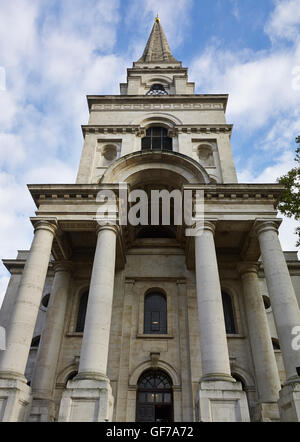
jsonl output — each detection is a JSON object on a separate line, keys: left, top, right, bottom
{"left": 76, "top": 291, "right": 88, "bottom": 332}
{"left": 222, "top": 291, "right": 236, "bottom": 334}
{"left": 144, "top": 291, "right": 167, "bottom": 334}
{"left": 141, "top": 127, "right": 172, "bottom": 151}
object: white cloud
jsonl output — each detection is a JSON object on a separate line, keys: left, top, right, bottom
{"left": 265, "top": 0, "right": 300, "bottom": 41}
{"left": 278, "top": 216, "right": 299, "bottom": 251}
{"left": 0, "top": 275, "right": 9, "bottom": 309}
{"left": 190, "top": 43, "right": 300, "bottom": 131}
{"left": 0, "top": 0, "right": 125, "bottom": 307}
{"left": 190, "top": 1, "right": 300, "bottom": 253}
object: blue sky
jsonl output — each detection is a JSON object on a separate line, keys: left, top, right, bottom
{"left": 0, "top": 0, "right": 300, "bottom": 305}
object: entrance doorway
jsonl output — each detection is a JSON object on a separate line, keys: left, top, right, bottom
{"left": 136, "top": 370, "right": 173, "bottom": 422}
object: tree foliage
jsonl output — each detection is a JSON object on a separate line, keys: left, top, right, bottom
{"left": 277, "top": 137, "right": 300, "bottom": 246}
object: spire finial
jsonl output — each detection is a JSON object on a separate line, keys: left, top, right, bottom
{"left": 136, "top": 15, "right": 179, "bottom": 63}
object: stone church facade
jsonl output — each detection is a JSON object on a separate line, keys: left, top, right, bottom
{"left": 0, "top": 18, "right": 300, "bottom": 422}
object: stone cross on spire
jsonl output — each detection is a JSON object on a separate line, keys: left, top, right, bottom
{"left": 137, "top": 16, "right": 179, "bottom": 63}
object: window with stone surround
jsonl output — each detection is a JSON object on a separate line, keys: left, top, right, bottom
{"left": 142, "top": 127, "right": 172, "bottom": 151}
{"left": 144, "top": 291, "right": 167, "bottom": 334}
{"left": 222, "top": 291, "right": 237, "bottom": 334}
{"left": 76, "top": 291, "right": 88, "bottom": 332}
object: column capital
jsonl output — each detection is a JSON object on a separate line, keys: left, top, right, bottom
{"left": 254, "top": 219, "right": 281, "bottom": 237}
{"left": 95, "top": 222, "right": 119, "bottom": 236}
{"left": 33, "top": 219, "right": 58, "bottom": 236}
{"left": 52, "top": 260, "right": 72, "bottom": 273}
{"left": 237, "top": 262, "right": 259, "bottom": 276}
{"left": 193, "top": 219, "right": 218, "bottom": 236}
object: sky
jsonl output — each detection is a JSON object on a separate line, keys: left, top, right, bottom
{"left": 0, "top": 0, "right": 300, "bottom": 306}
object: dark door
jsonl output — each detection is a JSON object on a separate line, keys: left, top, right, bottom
{"left": 136, "top": 370, "right": 173, "bottom": 422}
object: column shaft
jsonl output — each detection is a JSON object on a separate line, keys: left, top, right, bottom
{"left": 256, "top": 221, "right": 300, "bottom": 382}
{"left": 0, "top": 221, "right": 56, "bottom": 378}
{"left": 31, "top": 262, "right": 71, "bottom": 398}
{"left": 239, "top": 264, "right": 281, "bottom": 402}
{"left": 78, "top": 225, "right": 117, "bottom": 377}
{"left": 195, "top": 222, "right": 232, "bottom": 380}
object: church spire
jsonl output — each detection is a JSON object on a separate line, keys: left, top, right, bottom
{"left": 137, "top": 17, "right": 179, "bottom": 63}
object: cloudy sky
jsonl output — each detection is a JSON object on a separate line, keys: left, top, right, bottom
{"left": 0, "top": 0, "right": 299, "bottom": 306}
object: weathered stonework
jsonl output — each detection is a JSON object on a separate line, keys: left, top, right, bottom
{"left": 0, "top": 17, "right": 300, "bottom": 422}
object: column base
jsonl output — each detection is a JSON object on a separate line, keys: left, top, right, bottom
{"left": 252, "top": 402, "right": 280, "bottom": 422}
{"left": 28, "top": 398, "right": 56, "bottom": 422}
{"left": 278, "top": 383, "right": 300, "bottom": 422}
{"left": 195, "top": 380, "right": 250, "bottom": 422}
{"left": 58, "top": 376, "right": 114, "bottom": 422}
{"left": 0, "top": 377, "right": 31, "bottom": 421}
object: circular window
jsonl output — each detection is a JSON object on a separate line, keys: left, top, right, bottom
{"left": 102, "top": 144, "right": 118, "bottom": 161}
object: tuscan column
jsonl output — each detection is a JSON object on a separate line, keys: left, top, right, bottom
{"left": 0, "top": 220, "right": 57, "bottom": 380}
{"left": 78, "top": 224, "right": 118, "bottom": 379}
{"left": 195, "top": 221, "right": 233, "bottom": 381}
{"left": 238, "top": 263, "right": 281, "bottom": 418}
{"left": 30, "top": 261, "right": 72, "bottom": 417}
{"left": 255, "top": 220, "right": 300, "bottom": 383}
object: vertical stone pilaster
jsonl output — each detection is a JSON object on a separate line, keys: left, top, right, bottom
{"left": 176, "top": 280, "right": 193, "bottom": 421}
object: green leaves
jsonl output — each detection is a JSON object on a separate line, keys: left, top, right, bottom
{"left": 277, "top": 139, "right": 300, "bottom": 246}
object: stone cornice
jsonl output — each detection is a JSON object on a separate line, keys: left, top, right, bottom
{"left": 81, "top": 124, "right": 233, "bottom": 138}
{"left": 28, "top": 183, "right": 285, "bottom": 208}
{"left": 2, "top": 259, "right": 54, "bottom": 275}
{"left": 183, "top": 183, "right": 284, "bottom": 204}
{"left": 87, "top": 94, "right": 228, "bottom": 111}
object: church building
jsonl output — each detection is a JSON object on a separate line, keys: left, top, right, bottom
{"left": 0, "top": 17, "right": 300, "bottom": 422}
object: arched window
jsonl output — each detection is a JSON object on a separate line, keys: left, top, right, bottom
{"left": 136, "top": 370, "right": 173, "bottom": 422}
{"left": 76, "top": 291, "right": 88, "bottom": 332}
{"left": 141, "top": 127, "right": 172, "bottom": 151}
{"left": 146, "top": 84, "right": 168, "bottom": 95}
{"left": 222, "top": 292, "right": 236, "bottom": 334}
{"left": 144, "top": 291, "right": 167, "bottom": 334}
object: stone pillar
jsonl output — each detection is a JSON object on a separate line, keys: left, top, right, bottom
{"left": 255, "top": 220, "right": 300, "bottom": 421}
{"left": 29, "top": 261, "right": 72, "bottom": 422}
{"left": 0, "top": 220, "right": 57, "bottom": 421}
{"left": 238, "top": 263, "right": 281, "bottom": 421}
{"left": 194, "top": 221, "right": 250, "bottom": 422}
{"left": 58, "top": 224, "right": 117, "bottom": 422}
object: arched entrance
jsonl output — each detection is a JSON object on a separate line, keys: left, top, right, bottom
{"left": 136, "top": 370, "right": 173, "bottom": 422}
